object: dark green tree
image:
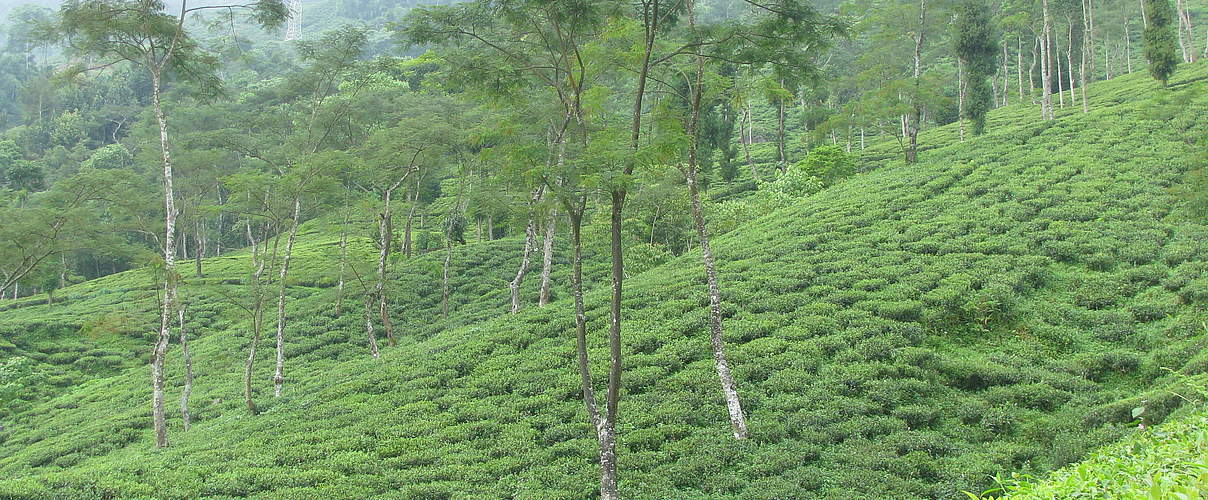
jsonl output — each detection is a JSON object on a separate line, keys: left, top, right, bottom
{"left": 1142, "top": 0, "right": 1179, "bottom": 86}
{"left": 954, "top": 0, "right": 998, "bottom": 135}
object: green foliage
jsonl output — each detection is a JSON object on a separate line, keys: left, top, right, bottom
{"left": 759, "top": 169, "right": 824, "bottom": 198}
{"left": 1176, "top": 140, "right": 1208, "bottom": 220}
{"left": 954, "top": 0, "right": 998, "bottom": 135}
{"left": 1141, "top": 0, "right": 1179, "bottom": 86}
{"left": 0, "top": 26, "right": 1206, "bottom": 500}
{"left": 795, "top": 145, "right": 855, "bottom": 186}
{"left": 79, "top": 144, "right": 132, "bottom": 171}
{"left": 988, "top": 404, "right": 1208, "bottom": 499}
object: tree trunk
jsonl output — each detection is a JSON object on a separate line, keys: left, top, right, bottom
{"left": 442, "top": 237, "right": 452, "bottom": 318}
{"left": 567, "top": 206, "right": 605, "bottom": 495}
{"left": 379, "top": 295, "right": 396, "bottom": 346}
{"left": 243, "top": 222, "right": 269, "bottom": 415}
{"left": 364, "top": 296, "right": 380, "bottom": 358}
{"left": 740, "top": 104, "right": 758, "bottom": 182}
{"left": 376, "top": 186, "right": 398, "bottom": 347}
{"left": 245, "top": 298, "right": 264, "bottom": 414}
{"left": 1105, "top": 20, "right": 1114, "bottom": 79}
{"left": 1176, "top": 0, "right": 1196, "bottom": 62}
{"left": 1030, "top": 36, "right": 1040, "bottom": 105}
{"left": 1042, "top": 0, "right": 1054, "bottom": 120}
{"left": 1067, "top": 22, "right": 1076, "bottom": 109}
{"left": 539, "top": 208, "right": 556, "bottom": 307}
{"left": 598, "top": 187, "right": 624, "bottom": 500}
{"left": 681, "top": 21, "right": 749, "bottom": 437}
{"left": 776, "top": 87, "right": 787, "bottom": 174}
{"left": 1087, "top": 0, "right": 1096, "bottom": 112}
{"left": 510, "top": 187, "right": 544, "bottom": 314}
{"left": 215, "top": 186, "right": 225, "bottom": 257}
{"left": 336, "top": 210, "right": 349, "bottom": 316}
{"left": 405, "top": 175, "right": 423, "bottom": 259}
{"left": 957, "top": 59, "right": 966, "bottom": 142}
{"left": 1018, "top": 36, "right": 1027, "bottom": 102}
{"left": 1176, "top": 0, "right": 1189, "bottom": 62}
{"left": 273, "top": 196, "right": 301, "bottom": 398}
{"left": 597, "top": 2, "right": 664, "bottom": 493}
{"left": 687, "top": 168, "right": 748, "bottom": 439}
{"left": 178, "top": 306, "right": 192, "bottom": 432}
{"left": 1002, "top": 41, "right": 1011, "bottom": 106}
{"left": 538, "top": 134, "right": 566, "bottom": 310}
{"left": 1126, "top": 20, "right": 1133, "bottom": 74}
{"left": 150, "top": 69, "right": 178, "bottom": 449}
{"left": 1055, "top": 31, "right": 1065, "bottom": 108}
{"left": 1088, "top": 0, "right": 1097, "bottom": 75}
{"left": 403, "top": 187, "right": 415, "bottom": 259}
{"left": 906, "top": 0, "right": 927, "bottom": 163}
{"left": 569, "top": 212, "right": 595, "bottom": 412}
{"left": 194, "top": 218, "right": 203, "bottom": 278}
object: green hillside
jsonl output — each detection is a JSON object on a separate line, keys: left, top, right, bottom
{"left": 1, "top": 63, "right": 1206, "bottom": 500}
{"left": 994, "top": 400, "right": 1208, "bottom": 498}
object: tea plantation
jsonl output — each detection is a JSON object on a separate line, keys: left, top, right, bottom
{"left": 993, "top": 402, "right": 1208, "bottom": 498}
{"left": 0, "top": 63, "right": 1206, "bottom": 499}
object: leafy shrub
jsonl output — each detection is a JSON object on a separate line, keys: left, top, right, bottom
{"left": 1074, "top": 275, "right": 1125, "bottom": 310}
{"left": 796, "top": 145, "right": 856, "bottom": 186}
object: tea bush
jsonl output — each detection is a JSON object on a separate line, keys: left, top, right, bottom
{"left": 0, "top": 63, "right": 1206, "bottom": 499}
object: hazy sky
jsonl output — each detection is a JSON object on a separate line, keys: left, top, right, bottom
{"left": 0, "top": 0, "right": 60, "bottom": 19}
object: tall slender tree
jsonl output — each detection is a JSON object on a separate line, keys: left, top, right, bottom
{"left": 907, "top": 0, "right": 928, "bottom": 162}
{"left": 48, "top": 0, "right": 287, "bottom": 448}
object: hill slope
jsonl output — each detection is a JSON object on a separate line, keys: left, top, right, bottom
{"left": 996, "top": 400, "right": 1208, "bottom": 498}
{"left": 1, "top": 63, "right": 1206, "bottom": 499}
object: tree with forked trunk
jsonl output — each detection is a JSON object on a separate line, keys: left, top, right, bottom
{"left": 45, "top": 0, "right": 288, "bottom": 448}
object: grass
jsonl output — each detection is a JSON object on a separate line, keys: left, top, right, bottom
{"left": 0, "top": 62, "right": 1205, "bottom": 499}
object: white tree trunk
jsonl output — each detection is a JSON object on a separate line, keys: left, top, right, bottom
{"left": 1067, "top": 22, "right": 1076, "bottom": 101}
{"left": 688, "top": 163, "right": 748, "bottom": 439}
{"left": 1087, "top": 0, "right": 1096, "bottom": 112}
{"left": 244, "top": 224, "right": 268, "bottom": 415}
{"left": 375, "top": 183, "right": 403, "bottom": 347}
{"left": 335, "top": 210, "right": 349, "bottom": 315}
{"left": 538, "top": 210, "right": 556, "bottom": 307}
{"left": 1176, "top": 0, "right": 1190, "bottom": 62}
{"left": 178, "top": 306, "right": 192, "bottom": 432}
{"left": 510, "top": 187, "right": 544, "bottom": 314}
{"left": 1002, "top": 42, "right": 1011, "bottom": 106}
{"left": 273, "top": 196, "right": 301, "bottom": 398}
{"left": 150, "top": 70, "right": 178, "bottom": 449}
{"left": 442, "top": 238, "right": 452, "bottom": 318}
{"left": 1041, "top": 25, "right": 1053, "bottom": 119}
{"left": 1121, "top": 21, "right": 1130, "bottom": 73}
{"left": 1176, "top": 0, "right": 1196, "bottom": 62}
{"left": 1018, "top": 37, "right": 1026, "bottom": 102}
{"left": 906, "top": 0, "right": 926, "bottom": 163}
{"left": 1030, "top": 36, "right": 1039, "bottom": 104}
{"left": 364, "top": 296, "right": 380, "bottom": 358}
{"left": 741, "top": 103, "right": 758, "bottom": 182}
{"left": 1055, "top": 31, "right": 1065, "bottom": 108}
{"left": 958, "top": 59, "right": 966, "bottom": 142}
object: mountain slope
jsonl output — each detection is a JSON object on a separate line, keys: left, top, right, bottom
{"left": 0, "top": 63, "right": 1206, "bottom": 499}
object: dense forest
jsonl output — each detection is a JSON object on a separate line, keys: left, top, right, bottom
{"left": 0, "top": 0, "right": 1205, "bottom": 498}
